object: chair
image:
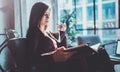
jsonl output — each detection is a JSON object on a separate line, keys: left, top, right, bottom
{"left": 77, "top": 35, "right": 101, "bottom": 46}
{"left": 0, "top": 29, "right": 20, "bottom": 72}
{"left": 7, "top": 38, "right": 28, "bottom": 72}
{"left": 6, "top": 32, "right": 60, "bottom": 72}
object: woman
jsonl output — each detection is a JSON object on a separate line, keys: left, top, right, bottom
{"left": 26, "top": 2, "right": 114, "bottom": 72}
{"left": 26, "top": 2, "right": 74, "bottom": 72}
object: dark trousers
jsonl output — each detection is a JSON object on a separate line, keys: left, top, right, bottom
{"left": 53, "top": 46, "right": 115, "bottom": 72}
{"left": 34, "top": 46, "right": 115, "bottom": 72}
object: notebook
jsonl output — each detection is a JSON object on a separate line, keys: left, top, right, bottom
{"left": 109, "top": 40, "right": 120, "bottom": 60}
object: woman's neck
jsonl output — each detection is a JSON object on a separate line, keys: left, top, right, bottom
{"left": 39, "top": 25, "right": 47, "bottom": 35}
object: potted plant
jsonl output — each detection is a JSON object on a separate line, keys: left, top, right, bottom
{"left": 60, "top": 9, "right": 77, "bottom": 46}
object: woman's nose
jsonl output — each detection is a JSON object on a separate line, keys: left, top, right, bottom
{"left": 46, "top": 15, "right": 50, "bottom": 18}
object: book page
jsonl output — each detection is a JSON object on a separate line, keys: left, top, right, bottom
{"left": 41, "top": 44, "right": 88, "bottom": 56}
{"left": 41, "top": 51, "right": 56, "bottom": 56}
{"left": 63, "top": 44, "right": 88, "bottom": 52}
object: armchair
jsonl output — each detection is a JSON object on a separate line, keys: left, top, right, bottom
{"left": 0, "top": 29, "right": 19, "bottom": 72}
{"left": 6, "top": 32, "right": 60, "bottom": 72}
{"left": 77, "top": 35, "right": 101, "bottom": 46}
{"left": 7, "top": 38, "right": 28, "bottom": 72}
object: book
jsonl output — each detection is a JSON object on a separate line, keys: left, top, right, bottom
{"left": 63, "top": 44, "right": 88, "bottom": 52}
{"left": 41, "top": 44, "right": 88, "bottom": 56}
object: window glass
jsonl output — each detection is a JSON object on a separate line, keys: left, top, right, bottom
{"left": 102, "top": 2, "right": 115, "bottom": 19}
{"left": 58, "top": 0, "right": 119, "bottom": 48}
{"left": 102, "top": 0, "right": 115, "bottom": 1}
{"left": 76, "top": 7, "right": 82, "bottom": 21}
{"left": 72, "top": 0, "right": 82, "bottom": 5}
{"left": 87, "top": 0, "right": 98, "bottom": 3}
{"left": 87, "top": 5, "right": 98, "bottom": 20}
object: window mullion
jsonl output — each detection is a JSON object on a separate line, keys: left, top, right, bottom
{"left": 93, "top": 0, "right": 96, "bottom": 34}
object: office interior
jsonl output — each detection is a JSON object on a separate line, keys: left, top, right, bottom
{"left": 0, "top": 0, "right": 120, "bottom": 72}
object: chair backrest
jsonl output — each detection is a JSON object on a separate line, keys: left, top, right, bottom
{"left": 7, "top": 38, "right": 27, "bottom": 72}
{"left": 6, "top": 29, "right": 19, "bottom": 39}
{"left": 77, "top": 35, "right": 101, "bottom": 46}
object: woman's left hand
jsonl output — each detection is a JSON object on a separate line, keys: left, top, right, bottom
{"left": 53, "top": 47, "right": 72, "bottom": 62}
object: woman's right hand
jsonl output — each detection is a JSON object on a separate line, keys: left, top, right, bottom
{"left": 53, "top": 47, "right": 72, "bottom": 62}
{"left": 59, "top": 24, "right": 66, "bottom": 31}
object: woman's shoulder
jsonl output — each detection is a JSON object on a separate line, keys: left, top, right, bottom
{"left": 29, "top": 27, "right": 39, "bottom": 32}
{"left": 26, "top": 27, "right": 44, "bottom": 38}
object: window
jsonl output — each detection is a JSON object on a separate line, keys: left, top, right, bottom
{"left": 76, "top": 8, "right": 82, "bottom": 21}
{"left": 102, "top": 2, "right": 115, "bottom": 19}
{"left": 87, "top": 5, "right": 98, "bottom": 20}
{"left": 87, "top": 0, "right": 98, "bottom": 3}
{"left": 72, "top": 0, "right": 82, "bottom": 5}
{"left": 57, "top": 0, "right": 120, "bottom": 53}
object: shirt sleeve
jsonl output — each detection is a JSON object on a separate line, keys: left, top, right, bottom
{"left": 57, "top": 31, "right": 68, "bottom": 48}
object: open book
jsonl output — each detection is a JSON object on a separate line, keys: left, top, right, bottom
{"left": 63, "top": 44, "right": 88, "bottom": 52}
{"left": 41, "top": 44, "right": 88, "bottom": 56}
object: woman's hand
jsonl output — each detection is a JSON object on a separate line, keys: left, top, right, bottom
{"left": 59, "top": 24, "right": 66, "bottom": 31}
{"left": 53, "top": 46, "right": 73, "bottom": 62}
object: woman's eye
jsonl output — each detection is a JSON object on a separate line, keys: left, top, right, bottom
{"left": 44, "top": 14, "right": 49, "bottom": 18}
{"left": 44, "top": 14, "right": 48, "bottom": 16}
{"left": 44, "top": 14, "right": 47, "bottom": 16}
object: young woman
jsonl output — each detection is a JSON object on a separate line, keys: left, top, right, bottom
{"left": 26, "top": 2, "right": 115, "bottom": 72}
{"left": 26, "top": 2, "right": 74, "bottom": 72}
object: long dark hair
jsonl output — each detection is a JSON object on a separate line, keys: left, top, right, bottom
{"left": 26, "top": 3, "right": 49, "bottom": 69}
{"left": 26, "top": 2, "right": 49, "bottom": 38}
{"left": 29, "top": 2, "right": 49, "bottom": 28}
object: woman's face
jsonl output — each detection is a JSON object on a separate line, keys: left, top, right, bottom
{"left": 39, "top": 8, "right": 51, "bottom": 27}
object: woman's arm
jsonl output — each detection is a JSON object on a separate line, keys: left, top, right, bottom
{"left": 58, "top": 24, "right": 68, "bottom": 48}
{"left": 58, "top": 31, "right": 68, "bottom": 48}
{"left": 50, "top": 31, "right": 68, "bottom": 48}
